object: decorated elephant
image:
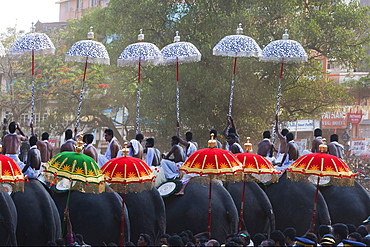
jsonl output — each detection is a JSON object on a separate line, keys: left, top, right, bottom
{"left": 0, "top": 191, "right": 17, "bottom": 246}
{"left": 52, "top": 185, "right": 130, "bottom": 246}
{"left": 319, "top": 180, "right": 370, "bottom": 226}
{"left": 163, "top": 177, "right": 239, "bottom": 243}
{"left": 125, "top": 187, "right": 166, "bottom": 244}
{"left": 12, "top": 179, "right": 61, "bottom": 246}
{"left": 226, "top": 181, "right": 275, "bottom": 236}
{"left": 263, "top": 173, "right": 331, "bottom": 235}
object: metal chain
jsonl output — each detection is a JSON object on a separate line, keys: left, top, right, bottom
{"left": 136, "top": 83, "right": 141, "bottom": 134}
{"left": 75, "top": 80, "right": 85, "bottom": 129}
{"left": 176, "top": 81, "right": 180, "bottom": 124}
{"left": 272, "top": 79, "right": 282, "bottom": 144}
{"left": 31, "top": 79, "right": 35, "bottom": 125}
{"left": 228, "top": 74, "right": 236, "bottom": 116}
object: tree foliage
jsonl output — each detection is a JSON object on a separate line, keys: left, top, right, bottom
{"left": 0, "top": 0, "right": 368, "bottom": 149}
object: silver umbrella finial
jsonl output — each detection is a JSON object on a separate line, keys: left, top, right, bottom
{"left": 87, "top": 26, "right": 94, "bottom": 40}
{"left": 236, "top": 23, "right": 243, "bottom": 35}
{"left": 31, "top": 22, "right": 35, "bottom": 33}
{"left": 138, "top": 29, "right": 144, "bottom": 42}
{"left": 282, "top": 29, "right": 289, "bottom": 39}
{"left": 174, "top": 31, "right": 180, "bottom": 42}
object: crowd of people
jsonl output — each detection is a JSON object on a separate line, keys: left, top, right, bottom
{"left": 123, "top": 217, "right": 370, "bottom": 246}
{"left": 1, "top": 114, "right": 346, "bottom": 193}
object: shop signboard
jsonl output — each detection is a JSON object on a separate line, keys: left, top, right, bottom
{"left": 322, "top": 111, "right": 347, "bottom": 129}
{"left": 351, "top": 138, "right": 370, "bottom": 156}
{"left": 287, "top": 120, "right": 320, "bottom": 132}
{"left": 347, "top": 113, "right": 363, "bottom": 125}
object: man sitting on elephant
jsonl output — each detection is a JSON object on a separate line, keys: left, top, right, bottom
{"left": 276, "top": 132, "right": 299, "bottom": 173}
{"left": 226, "top": 133, "right": 243, "bottom": 154}
{"left": 257, "top": 130, "right": 275, "bottom": 163}
{"left": 311, "top": 128, "right": 323, "bottom": 153}
{"left": 3, "top": 122, "right": 28, "bottom": 159}
{"left": 328, "top": 134, "right": 344, "bottom": 158}
{"left": 160, "top": 135, "right": 185, "bottom": 180}
{"left": 98, "top": 129, "right": 120, "bottom": 167}
{"left": 127, "top": 133, "right": 144, "bottom": 159}
{"left": 144, "top": 138, "right": 161, "bottom": 167}
{"left": 24, "top": 135, "right": 41, "bottom": 178}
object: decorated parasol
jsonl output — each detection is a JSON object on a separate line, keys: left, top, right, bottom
{"left": 161, "top": 31, "right": 201, "bottom": 127}
{"left": 43, "top": 136, "right": 105, "bottom": 234}
{"left": 259, "top": 30, "right": 307, "bottom": 142}
{"left": 213, "top": 24, "right": 261, "bottom": 117}
{"left": 0, "top": 154, "right": 25, "bottom": 193}
{"left": 180, "top": 134, "right": 243, "bottom": 237}
{"left": 9, "top": 22, "right": 55, "bottom": 128}
{"left": 286, "top": 142, "right": 355, "bottom": 232}
{"left": 65, "top": 27, "right": 110, "bottom": 130}
{"left": 117, "top": 29, "right": 162, "bottom": 134}
{"left": 101, "top": 143, "right": 155, "bottom": 246}
{"left": 235, "top": 137, "right": 279, "bottom": 231}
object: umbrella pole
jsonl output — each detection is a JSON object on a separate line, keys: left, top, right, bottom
{"left": 309, "top": 176, "right": 321, "bottom": 233}
{"left": 272, "top": 58, "right": 284, "bottom": 144}
{"left": 62, "top": 180, "right": 73, "bottom": 236}
{"left": 176, "top": 57, "right": 180, "bottom": 125}
{"left": 31, "top": 49, "right": 35, "bottom": 127}
{"left": 76, "top": 57, "right": 89, "bottom": 130}
{"left": 228, "top": 57, "right": 238, "bottom": 116}
{"left": 238, "top": 174, "right": 247, "bottom": 232}
{"left": 119, "top": 188, "right": 126, "bottom": 247}
{"left": 207, "top": 177, "right": 213, "bottom": 239}
{"left": 136, "top": 58, "right": 141, "bottom": 135}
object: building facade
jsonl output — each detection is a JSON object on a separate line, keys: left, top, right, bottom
{"left": 56, "top": 0, "right": 110, "bottom": 22}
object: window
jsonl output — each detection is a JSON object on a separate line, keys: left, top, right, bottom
{"left": 65, "top": 1, "right": 70, "bottom": 13}
{"left": 76, "top": 0, "right": 82, "bottom": 9}
{"left": 91, "top": 0, "right": 97, "bottom": 6}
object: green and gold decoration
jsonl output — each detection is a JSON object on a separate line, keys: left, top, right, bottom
{"left": 44, "top": 151, "right": 105, "bottom": 193}
{"left": 44, "top": 134, "right": 105, "bottom": 193}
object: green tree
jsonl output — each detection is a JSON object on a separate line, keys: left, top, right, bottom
{"left": 1, "top": 0, "right": 368, "bottom": 150}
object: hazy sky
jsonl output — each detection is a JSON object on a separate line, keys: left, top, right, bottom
{"left": 0, "top": 0, "right": 59, "bottom": 34}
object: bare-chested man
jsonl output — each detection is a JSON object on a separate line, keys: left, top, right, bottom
{"left": 222, "top": 115, "right": 240, "bottom": 150}
{"left": 60, "top": 129, "right": 76, "bottom": 153}
{"left": 311, "top": 128, "right": 323, "bottom": 153}
{"left": 176, "top": 126, "right": 197, "bottom": 160}
{"left": 3, "top": 122, "right": 28, "bottom": 157}
{"left": 257, "top": 131, "right": 274, "bottom": 158}
{"left": 82, "top": 134, "right": 98, "bottom": 162}
{"left": 276, "top": 132, "right": 300, "bottom": 173}
{"left": 127, "top": 133, "right": 144, "bottom": 159}
{"left": 37, "top": 132, "right": 53, "bottom": 163}
{"left": 144, "top": 138, "right": 161, "bottom": 167}
{"left": 274, "top": 115, "right": 289, "bottom": 164}
{"left": 226, "top": 133, "right": 243, "bottom": 154}
{"left": 160, "top": 136, "right": 185, "bottom": 180}
{"left": 98, "top": 129, "right": 120, "bottom": 167}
